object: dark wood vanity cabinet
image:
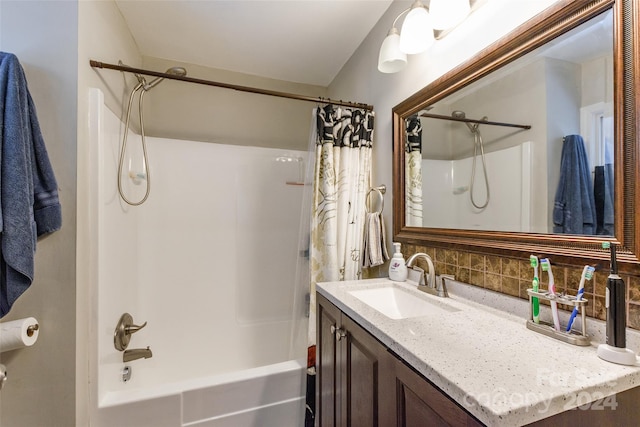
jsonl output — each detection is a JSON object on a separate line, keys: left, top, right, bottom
{"left": 317, "top": 293, "right": 481, "bottom": 427}
{"left": 317, "top": 293, "right": 390, "bottom": 426}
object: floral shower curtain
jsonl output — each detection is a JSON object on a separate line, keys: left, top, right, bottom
{"left": 405, "top": 115, "right": 423, "bottom": 226}
{"left": 305, "top": 104, "right": 374, "bottom": 424}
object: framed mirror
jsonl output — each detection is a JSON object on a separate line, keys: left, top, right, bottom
{"left": 392, "top": 0, "right": 640, "bottom": 265}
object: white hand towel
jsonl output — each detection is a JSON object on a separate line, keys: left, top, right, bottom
{"left": 362, "top": 212, "right": 389, "bottom": 267}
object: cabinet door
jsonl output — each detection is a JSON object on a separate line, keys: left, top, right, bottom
{"left": 341, "top": 315, "right": 390, "bottom": 427}
{"left": 317, "top": 294, "right": 341, "bottom": 427}
{"left": 390, "top": 353, "right": 482, "bottom": 427}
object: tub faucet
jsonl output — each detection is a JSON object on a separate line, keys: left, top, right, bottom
{"left": 123, "top": 346, "right": 153, "bottom": 363}
{"left": 405, "top": 253, "right": 451, "bottom": 298}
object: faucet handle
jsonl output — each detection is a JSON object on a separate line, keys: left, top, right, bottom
{"left": 114, "top": 313, "right": 148, "bottom": 351}
{"left": 438, "top": 274, "right": 455, "bottom": 297}
{"left": 125, "top": 321, "right": 148, "bottom": 334}
{"left": 407, "top": 266, "right": 425, "bottom": 285}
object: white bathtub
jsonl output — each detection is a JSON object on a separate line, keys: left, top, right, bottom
{"left": 92, "top": 360, "right": 306, "bottom": 427}
{"left": 87, "top": 89, "right": 309, "bottom": 426}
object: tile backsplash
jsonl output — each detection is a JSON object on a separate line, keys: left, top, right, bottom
{"left": 396, "top": 244, "right": 640, "bottom": 331}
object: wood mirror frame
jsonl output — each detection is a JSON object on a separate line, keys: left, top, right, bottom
{"left": 392, "top": 0, "right": 640, "bottom": 267}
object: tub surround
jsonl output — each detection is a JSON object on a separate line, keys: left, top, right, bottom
{"left": 88, "top": 90, "right": 308, "bottom": 426}
{"left": 317, "top": 278, "right": 640, "bottom": 426}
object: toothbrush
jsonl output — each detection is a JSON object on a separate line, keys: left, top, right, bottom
{"left": 540, "top": 258, "right": 561, "bottom": 331}
{"left": 530, "top": 255, "right": 540, "bottom": 324}
{"left": 566, "top": 265, "right": 594, "bottom": 332}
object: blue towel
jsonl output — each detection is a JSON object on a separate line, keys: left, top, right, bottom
{"left": 594, "top": 163, "right": 614, "bottom": 235}
{"left": 553, "top": 134, "right": 596, "bottom": 235}
{"left": 0, "top": 52, "right": 62, "bottom": 317}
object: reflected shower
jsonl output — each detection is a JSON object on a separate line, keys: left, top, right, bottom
{"left": 118, "top": 64, "right": 188, "bottom": 206}
{"left": 452, "top": 110, "right": 490, "bottom": 210}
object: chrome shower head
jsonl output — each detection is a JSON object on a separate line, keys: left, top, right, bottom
{"left": 143, "top": 66, "right": 188, "bottom": 91}
{"left": 452, "top": 110, "right": 477, "bottom": 133}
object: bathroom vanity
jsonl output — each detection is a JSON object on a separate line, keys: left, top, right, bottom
{"left": 317, "top": 291, "right": 480, "bottom": 426}
{"left": 316, "top": 278, "right": 640, "bottom": 426}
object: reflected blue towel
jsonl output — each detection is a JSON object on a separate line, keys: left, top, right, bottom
{"left": 553, "top": 135, "right": 596, "bottom": 235}
{"left": 0, "top": 52, "right": 62, "bottom": 317}
{"left": 594, "top": 163, "right": 614, "bottom": 235}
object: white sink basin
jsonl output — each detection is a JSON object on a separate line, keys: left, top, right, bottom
{"left": 348, "top": 286, "right": 460, "bottom": 320}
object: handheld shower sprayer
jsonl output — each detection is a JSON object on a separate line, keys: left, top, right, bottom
{"left": 451, "top": 110, "right": 490, "bottom": 210}
{"left": 118, "top": 63, "right": 188, "bottom": 206}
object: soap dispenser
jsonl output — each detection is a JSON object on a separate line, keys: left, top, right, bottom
{"left": 388, "top": 242, "right": 408, "bottom": 282}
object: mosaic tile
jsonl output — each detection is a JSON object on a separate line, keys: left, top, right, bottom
{"left": 502, "top": 276, "right": 519, "bottom": 297}
{"left": 628, "top": 303, "right": 640, "bottom": 330}
{"left": 518, "top": 279, "right": 530, "bottom": 299}
{"left": 485, "top": 255, "right": 501, "bottom": 274}
{"left": 593, "top": 295, "right": 607, "bottom": 320}
{"left": 485, "top": 273, "right": 501, "bottom": 292}
{"left": 457, "top": 268, "right": 470, "bottom": 284}
{"left": 444, "top": 249, "right": 457, "bottom": 265}
{"left": 469, "top": 269, "right": 484, "bottom": 287}
{"left": 470, "top": 254, "right": 484, "bottom": 271}
{"left": 458, "top": 251, "right": 470, "bottom": 268}
{"left": 519, "top": 259, "right": 533, "bottom": 280}
{"left": 502, "top": 258, "right": 519, "bottom": 278}
{"left": 628, "top": 275, "right": 640, "bottom": 303}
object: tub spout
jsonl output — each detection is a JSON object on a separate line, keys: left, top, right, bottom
{"left": 123, "top": 346, "right": 153, "bottom": 363}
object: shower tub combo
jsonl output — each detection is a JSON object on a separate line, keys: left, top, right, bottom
{"left": 86, "top": 88, "right": 308, "bottom": 427}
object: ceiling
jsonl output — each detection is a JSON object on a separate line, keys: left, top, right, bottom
{"left": 114, "top": 0, "right": 394, "bottom": 87}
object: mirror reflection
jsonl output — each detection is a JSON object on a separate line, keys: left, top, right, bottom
{"left": 406, "top": 9, "right": 613, "bottom": 235}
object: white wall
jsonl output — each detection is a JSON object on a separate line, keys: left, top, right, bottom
{"left": 328, "top": 0, "right": 561, "bottom": 239}
{"left": 0, "top": 2, "right": 78, "bottom": 426}
{"left": 141, "top": 55, "right": 327, "bottom": 151}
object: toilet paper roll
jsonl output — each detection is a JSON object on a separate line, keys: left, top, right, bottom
{"left": 0, "top": 317, "right": 39, "bottom": 353}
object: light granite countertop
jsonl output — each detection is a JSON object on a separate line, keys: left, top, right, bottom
{"left": 316, "top": 278, "right": 640, "bottom": 426}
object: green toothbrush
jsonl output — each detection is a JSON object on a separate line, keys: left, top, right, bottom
{"left": 530, "top": 255, "right": 540, "bottom": 323}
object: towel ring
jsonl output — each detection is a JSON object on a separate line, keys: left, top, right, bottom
{"left": 365, "top": 186, "right": 385, "bottom": 214}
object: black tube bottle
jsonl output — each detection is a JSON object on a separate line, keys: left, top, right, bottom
{"left": 605, "top": 242, "right": 626, "bottom": 348}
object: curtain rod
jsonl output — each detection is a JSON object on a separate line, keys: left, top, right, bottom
{"left": 89, "top": 60, "right": 374, "bottom": 111}
{"left": 419, "top": 112, "right": 531, "bottom": 130}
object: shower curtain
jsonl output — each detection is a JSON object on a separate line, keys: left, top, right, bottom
{"left": 405, "top": 115, "right": 423, "bottom": 226}
{"left": 305, "top": 104, "right": 375, "bottom": 424}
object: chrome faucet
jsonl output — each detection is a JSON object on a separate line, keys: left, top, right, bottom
{"left": 406, "top": 253, "right": 435, "bottom": 287}
{"left": 123, "top": 346, "right": 153, "bottom": 363}
{"left": 405, "top": 253, "right": 452, "bottom": 298}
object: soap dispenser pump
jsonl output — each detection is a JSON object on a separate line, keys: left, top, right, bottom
{"left": 388, "top": 242, "right": 408, "bottom": 282}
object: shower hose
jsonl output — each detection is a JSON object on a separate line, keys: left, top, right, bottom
{"left": 118, "top": 81, "right": 152, "bottom": 206}
{"left": 469, "top": 123, "right": 490, "bottom": 210}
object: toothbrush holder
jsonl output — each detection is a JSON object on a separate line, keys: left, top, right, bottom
{"left": 526, "top": 288, "right": 590, "bottom": 346}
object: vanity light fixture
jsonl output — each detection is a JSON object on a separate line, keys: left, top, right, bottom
{"left": 429, "top": 0, "right": 471, "bottom": 30}
{"left": 378, "top": 0, "right": 476, "bottom": 73}
{"left": 398, "top": 1, "right": 435, "bottom": 55}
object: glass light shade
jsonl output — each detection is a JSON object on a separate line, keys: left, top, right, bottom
{"left": 378, "top": 29, "right": 407, "bottom": 73}
{"left": 429, "top": 0, "right": 471, "bottom": 31}
{"left": 399, "top": 4, "right": 434, "bottom": 54}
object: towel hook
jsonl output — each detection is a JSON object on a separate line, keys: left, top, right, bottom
{"left": 365, "top": 185, "right": 385, "bottom": 214}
